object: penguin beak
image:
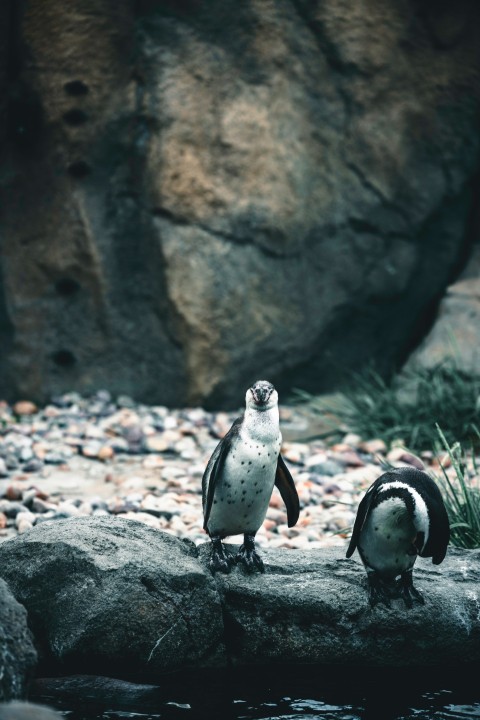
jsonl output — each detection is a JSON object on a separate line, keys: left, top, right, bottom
{"left": 251, "top": 387, "right": 271, "bottom": 405}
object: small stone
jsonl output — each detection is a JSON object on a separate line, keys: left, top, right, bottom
{"left": 97, "top": 445, "right": 114, "bottom": 461}
{"left": 342, "top": 433, "right": 362, "bottom": 447}
{"left": 5, "top": 485, "right": 23, "bottom": 500}
{"left": 339, "top": 451, "right": 365, "bottom": 467}
{"left": 5, "top": 454, "right": 19, "bottom": 470}
{"left": 0, "top": 458, "right": 9, "bottom": 477}
{"left": 95, "top": 390, "right": 112, "bottom": 404}
{"left": 21, "top": 488, "right": 37, "bottom": 506}
{"left": 0, "top": 511, "right": 7, "bottom": 529}
{"left": 117, "top": 395, "right": 135, "bottom": 408}
{"left": 23, "top": 458, "right": 44, "bottom": 473}
{"left": 44, "top": 451, "right": 69, "bottom": 465}
{"left": 109, "top": 438, "right": 129, "bottom": 453}
{"left": 19, "top": 446, "right": 34, "bottom": 462}
{"left": 387, "top": 447, "right": 425, "bottom": 470}
{"left": 82, "top": 442, "right": 102, "bottom": 458}
{"left": 145, "top": 435, "right": 170, "bottom": 453}
{"left": 84, "top": 424, "right": 105, "bottom": 440}
{"left": 359, "top": 438, "right": 387, "bottom": 455}
{"left": 15, "top": 510, "right": 36, "bottom": 528}
{"left": 0, "top": 500, "right": 28, "bottom": 518}
{"left": 308, "top": 460, "right": 344, "bottom": 476}
{"left": 124, "top": 425, "right": 145, "bottom": 452}
{"left": 13, "top": 400, "right": 37, "bottom": 416}
{"left": 31, "top": 497, "right": 58, "bottom": 513}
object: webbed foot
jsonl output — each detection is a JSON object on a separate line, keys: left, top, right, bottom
{"left": 209, "top": 535, "right": 233, "bottom": 574}
{"left": 235, "top": 534, "right": 265, "bottom": 573}
{"left": 399, "top": 570, "right": 425, "bottom": 608}
{"left": 367, "top": 572, "right": 392, "bottom": 607}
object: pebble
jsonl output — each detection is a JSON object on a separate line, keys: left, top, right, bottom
{"left": 0, "top": 389, "right": 471, "bottom": 549}
{"left": 13, "top": 400, "right": 37, "bottom": 416}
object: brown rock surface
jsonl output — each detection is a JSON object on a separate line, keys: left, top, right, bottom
{"left": 1, "top": 0, "right": 480, "bottom": 407}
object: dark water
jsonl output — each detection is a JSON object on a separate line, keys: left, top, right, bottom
{"left": 32, "top": 666, "right": 480, "bottom": 720}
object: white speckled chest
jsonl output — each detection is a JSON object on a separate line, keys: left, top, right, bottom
{"left": 359, "top": 498, "right": 417, "bottom": 578}
{"left": 207, "top": 411, "right": 282, "bottom": 537}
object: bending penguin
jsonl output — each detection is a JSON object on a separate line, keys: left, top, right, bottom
{"left": 202, "top": 380, "right": 300, "bottom": 573}
{"left": 346, "top": 466, "right": 449, "bottom": 607}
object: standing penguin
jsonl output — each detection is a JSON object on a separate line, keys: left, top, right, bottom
{"left": 202, "top": 380, "right": 300, "bottom": 573}
{"left": 346, "top": 466, "right": 450, "bottom": 607}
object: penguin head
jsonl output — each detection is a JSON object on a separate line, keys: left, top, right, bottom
{"left": 246, "top": 380, "right": 277, "bottom": 410}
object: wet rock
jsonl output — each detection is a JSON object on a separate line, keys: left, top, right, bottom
{"left": 0, "top": 516, "right": 225, "bottom": 679}
{"left": 0, "top": 702, "right": 62, "bottom": 719}
{"left": 1, "top": 516, "right": 480, "bottom": 676}
{"left": 31, "top": 676, "right": 164, "bottom": 713}
{"left": 199, "top": 545, "right": 480, "bottom": 668}
{"left": 0, "top": 580, "right": 37, "bottom": 701}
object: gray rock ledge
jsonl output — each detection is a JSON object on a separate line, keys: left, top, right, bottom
{"left": 0, "top": 516, "right": 479, "bottom": 679}
{"left": 0, "top": 580, "right": 37, "bottom": 701}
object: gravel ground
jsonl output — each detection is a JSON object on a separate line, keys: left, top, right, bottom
{"left": 0, "top": 390, "right": 459, "bottom": 550}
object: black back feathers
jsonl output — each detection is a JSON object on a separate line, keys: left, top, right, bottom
{"left": 346, "top": 466, "right": 450, "bottom": 564}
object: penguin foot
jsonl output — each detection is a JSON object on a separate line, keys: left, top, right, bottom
{"left": 209, "top": 536, "right": 233, "bottom": 574}
{"left": 367, "top": 573, "right": 392, "bottom": 607}
{"left": 399, "top": 571, "right": 425, "bottom": 608}
{"left": 235, "top": 534, "right": 265, "bottom": 574}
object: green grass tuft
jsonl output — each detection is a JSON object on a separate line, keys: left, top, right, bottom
{"left": 434, "top": 425, "right": 480, "bottom": 550}
{"left": 297, "top": 363, "right": 480, "bottom": 451}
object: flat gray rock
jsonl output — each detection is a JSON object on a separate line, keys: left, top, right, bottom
{"left": 0, "top": 517, "right": 479, "bottom": 680}
{"left": 200, "top": 543, "right": 480, "bottom": 667}
{"left": 0, "top": 517, "right": 225, "bottom": 679}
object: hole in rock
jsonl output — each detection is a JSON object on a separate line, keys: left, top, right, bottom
{"left": 52, "top": 350, "right": 76, "bottom": 368}
{"left": 64, "top": 80, "right": 89, "bottom": 96}
{"left": 55, "top": 278, "right": 80, "bottom": 296}
{"left": 67, "top": 161, "right": 91, "bottom": 179}
{"left": 63, "top": 109, "right": 88, "bottom": 126}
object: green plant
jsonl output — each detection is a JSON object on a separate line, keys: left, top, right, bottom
{"left": 296, "top": 363, "right": 480, "bottom": 451}
{"left": 434, "top": 425, "right": 480, "bottom": 550}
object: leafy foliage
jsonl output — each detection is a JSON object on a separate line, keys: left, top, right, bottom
{"left": 298, "top": 363, "right": 480, "bottom": 451}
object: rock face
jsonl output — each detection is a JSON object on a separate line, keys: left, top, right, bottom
{"left": 404, "top": 244, "right": 480, "bottom": 376}
{"left": 1, "top": 1, "right": 480, "bottom": 407}
{"left": 0, "top": 580, "right": 37, "bottom": 702}
{"left": 0, "top": 516, "right": 480, "bottom": 675}
{"left": 0, "top": 517, "right": 225, "bottom": 679}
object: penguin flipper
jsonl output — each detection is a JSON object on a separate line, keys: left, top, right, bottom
{"left": 275, "top": 454, "right": 300, "bottom": 528}
{"left": 418, "top": 477, "right": 450, "bottom": 564}
{"left": 202, "top": 417, "right": 242, "bottom": 530}
{"left": 346, "top": 482, "right": 377, "bottom": 558}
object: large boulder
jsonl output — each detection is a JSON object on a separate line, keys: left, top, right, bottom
{"left": 0, "top": 517, "right": 225, "bottom": 679}
{"left": 200, "top": 545, "right": 480, "bottom": 667}
{"left": 1, "top": 1, "right": 479, "bottom": 407}
{"left": 404, "top": 244, "right": 480, "bottom": 376}
{"left": 1, "top": 516, "right": 480, "bottom": 676}
{"left": 0, "top": 580, "right": 37, "bottom": 701}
